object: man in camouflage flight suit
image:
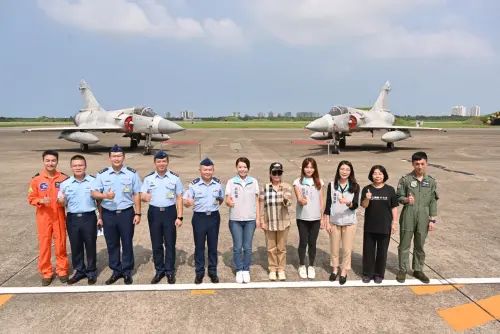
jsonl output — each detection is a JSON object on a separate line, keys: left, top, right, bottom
{"left": 396, "top": 151, "right": 439, "bottom": 283}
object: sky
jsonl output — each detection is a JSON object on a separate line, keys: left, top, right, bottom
{"left": 0, "top": 0, "right": 499, "bottom": 118}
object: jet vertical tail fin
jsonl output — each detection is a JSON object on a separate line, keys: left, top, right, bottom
{"left": 79, "top": 80, "right": 102, "bottom": 111}
{"left": 370, "top": 80, "right": 391, "bottom": 112}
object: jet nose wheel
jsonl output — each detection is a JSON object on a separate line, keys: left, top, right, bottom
{"left": 80, "top": 143, "right": 89, "bottom": 152}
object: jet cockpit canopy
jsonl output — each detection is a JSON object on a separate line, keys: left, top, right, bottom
{"left": 328, "top": 106, "right": 349, "bottom": 116}
{"left": 133, "top": 107, "right": 156, "bottom": 117}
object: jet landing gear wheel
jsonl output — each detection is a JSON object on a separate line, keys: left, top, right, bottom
{"left": 143, "top": 134, "right": 153, "bottom": 155}
{"left": 387, "top": 142, "right": 395, "bottom": 150}
{"left": 130, "top": 138, "right": 139, "bottom": 149}
{"left": 339, "top": 138, "right": 346, "bottom": 149}
{"left": 80, "top": 143, "right": 89, "bottom": 152}
{"left": 331, "top": 145, "right": 340, "bottom": 154}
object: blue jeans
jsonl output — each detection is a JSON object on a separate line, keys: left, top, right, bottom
{"left": 229, "top": 220, "right": 256, "bottom": 271}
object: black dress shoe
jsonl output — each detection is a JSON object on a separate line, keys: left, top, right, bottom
{"left": 151, "top": 273, "right": 165, "bottom": 284}
{"left": 88, "top": 277, "right": 97, "bottom": 285}
{"left": 209, "top": 275, "right": 219, "bottom": 284}
{"left": 329, "top": 272, "right": 338, "bottom": 282}
{"left": 374, "top": 276, "right": 383, "bottom": 284}
{"left": 339, "top": 275, "right": 347, "bottom": 285}
{"left": 105, "top": 274, "right": 123, "bottom": 285}
{"left": 166, "top": 274, "right": 176, "bottom": 284}
{"left": 194, "top": 275, "right": 204, "bottom": 284}
{"left": 124, "top": 275, "right": 133, "bottom": 285}
{"left": 67, "top": 275, "right": 85, "bottom": 285}
{"left": 362, "top": 276, "right": 371, "bottom": 283}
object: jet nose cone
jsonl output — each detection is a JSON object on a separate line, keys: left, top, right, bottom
{"left": 306, "top": 117, "right": 329, "bottom": 132}
{"left": 157, "top": 118, "right": 185, "bottom": 134}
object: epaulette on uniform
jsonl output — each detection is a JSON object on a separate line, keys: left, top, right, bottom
{"left": 32, "top": 173, "right": 40, "bottom": 178}
{"left": 427, "top": 174, "right": 435, "bottom": 180}
{"left": 98, "top": 167, "right": 109, "bottom": 174}
{"left": 145, "top": 171, "right": 155, "bottom": 177}
{"left": 169, "top": 171, "right": 179, "bottom": 177}
{"left": 212, "top": 177, "right": 221, "bottom": 183}
{"left": 191, "top": 178, "right": 200, "bottom": 184}
{"left": 126, "top": 167, "right": 137, "bottom": 173}
{"left": 89, "top": 174, "right": 95, "bottom": 178}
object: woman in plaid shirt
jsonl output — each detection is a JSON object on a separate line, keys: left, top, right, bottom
{"left": 260, "top": 162, "right": 293, "bottom": 281}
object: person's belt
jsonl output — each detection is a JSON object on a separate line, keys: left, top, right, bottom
{"left": 68, "top": 211, "right": 96, "bottom": 217}
{"left": 102, "top": 206, "right": 133, "bottom": 214}
{"left": 149, "top": 204, "right": 175, "bottom": 212}
{"left": 194, "top": 211, "right": 219, "bottom": 216}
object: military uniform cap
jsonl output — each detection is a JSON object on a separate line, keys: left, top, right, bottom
{"left": 200, "top": 157, "right": 214, "bottom": 166}
{"left": 110, "top": 144, "right": 124, "bottom": 153}
{"left": 154, "top": 150, "right": 168, "bottom": 159}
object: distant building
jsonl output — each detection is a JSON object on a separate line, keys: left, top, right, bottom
{"left": 470, "top": 105, "right": 480, "bottom": 117}
{"left": 232, "top": 112, "right": 241, "bottom": 118}
{"left": 451, "top": 106, "right": 467, "bottom": 117}
{"left": 180, "top": 110, "right": 194, "bottom": 119}
{"left": 296, "top": 112, "right": 321, "bottom": 118}
{"left": 257, "top": 112, "right": 266, "bottom": 118}
{"left": 268, "top": 111, "right": 274, "bottom": 118}
{"left": 165, "top": 112, "right": 172, "bottom": 119}
{"left": 284, "top": 112, "right": 292, "bottom": 117}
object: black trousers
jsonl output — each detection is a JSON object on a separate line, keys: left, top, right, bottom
{"left": 297, "top": 219, "right": 321, "bottom": 266}
{"left": 192, "top": 211, "right": 220, "bottom": 277}
{"left": 363, "top": 232, "right": 391, "bottom": 279}
{"left": 148, "top": 205, "right": 177, "bottom": 275}
{"left": 102, "top": 207, "right": 135, "bottom": 277}
{"left": 66, "top": 211, "right": 97, "bottom": 278}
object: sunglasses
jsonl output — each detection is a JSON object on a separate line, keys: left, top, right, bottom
{"left": 271, "top": 170, "right": 283, "bottom": 176}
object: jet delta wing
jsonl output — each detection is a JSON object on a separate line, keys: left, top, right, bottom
{"left": 305, "top": 80, "right": 443, "bottom": 154}
{"left": 23, "top": 80, "right": 184, "bottom": 155}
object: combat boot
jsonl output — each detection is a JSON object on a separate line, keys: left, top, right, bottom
{"left": 413, "top": 271, "right": 430, "bottom": 284}
{"left": 396, "top": 270, "right": 406, "bottom": 283}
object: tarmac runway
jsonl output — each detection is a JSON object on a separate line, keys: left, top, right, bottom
{"left": 0, "top": 127, "right": 499, "bottom": 333}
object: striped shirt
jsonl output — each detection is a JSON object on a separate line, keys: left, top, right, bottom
{"left": 259, "top": 182, "right": 292, "bottom": 231}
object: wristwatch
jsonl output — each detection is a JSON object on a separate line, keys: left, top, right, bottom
{"left": 135, "top": 213, "right": 142, "bottom": 217}
{"left": 429, "top": 219, "right": 436, "bottom": 223}
{"left": 177, "top": 217, "right": 183, "bottom": 221}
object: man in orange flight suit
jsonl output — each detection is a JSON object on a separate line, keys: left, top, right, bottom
{"left": 28, "top": 150, "right": 69, "bottom": 286}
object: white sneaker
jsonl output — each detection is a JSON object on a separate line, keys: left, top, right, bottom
{"left": 278, "top": 271, "right": 286, "bottom": 281}
{"left": 242, "top": 271, "right": 251, "bottom": 283}
{"left": 269, "top": 271, "right": 277, "bottom": 281}
{"left": 307, "top": 266, "right": 316, "bottom": 279}
{"left": 236, "top": 271, "right": 244, "bottom": 284}
{"left": 298, "top": 265, "right": 307, "bottom": 279}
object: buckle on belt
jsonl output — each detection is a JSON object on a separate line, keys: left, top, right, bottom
{"left": 160, "top": 208, "right": 165, "bottom": 212}
{"left": 116, "top": 210, "right": 122, "bottom": 214}
{"left": 77, "top": 213, "right": 83, "bottom": 217}
{"left": 206, "top": 211, "right": 211, "bottom": 216}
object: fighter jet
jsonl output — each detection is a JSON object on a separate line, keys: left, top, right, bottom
{"left": 23, "top": 80, "right": 185, "bottom": 155}
{"left": 305, "top": 81, "right": 443, "bottom": 154}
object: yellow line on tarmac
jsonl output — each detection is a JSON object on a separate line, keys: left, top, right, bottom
{"left": 0, "top": 294, "right": 13, "bottom": 308}
{"left": 191, "top": 290, "right": 215, "bottom": 295}
{"left": 410, "top": 284, "right": 464, "bottom": 295}
{"left": 437, "top": 295, "right": 500, "bottom": 331}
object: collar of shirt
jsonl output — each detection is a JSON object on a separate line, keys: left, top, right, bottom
{"left": 198, "top": 178, "right": 216, "bottom": 186}
{"left": 233, "top": 175, "right": 254, "bottom": 185}
{"left": 70, "top": 175, "right": 92, "bottom": 183}
{"left": 109, "top": 166, "right": 127, "bottom": 175}
{"left": 337, "top": 182, "right": 350, "bottom": 192}
{"left": 41, "top": 170, "right": 61, "bottom": 179}
{"left": 410, "top": 171, "right": 428, "bottom": 181}
{"left": 154, "top": 170, "right": 170, "bottom": 179}
{"left": 266, "top": 182, "right": 283, "bottom": 190}
{"left": 301, "top": 177, "right": 314, "bottom": 186}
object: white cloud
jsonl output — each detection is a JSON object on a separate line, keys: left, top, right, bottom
{"left": 38, "top": 0, "right": 246, "bottom": 48}
{"left": 247, "top": 0, "right": 493, "bottom": 58}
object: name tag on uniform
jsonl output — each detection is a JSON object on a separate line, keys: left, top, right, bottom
{"left": 166, "top": 192, "right": 174, "bottom": 199}
{"left": 422, "top": 181, "right": 430, "bottom": 187}
{"left": 123, "top": 187, "right": 131, "bottom": 193}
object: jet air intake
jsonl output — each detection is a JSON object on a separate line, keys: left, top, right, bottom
{"left": 381, "top": 130, "right": 411, "bottom": 143}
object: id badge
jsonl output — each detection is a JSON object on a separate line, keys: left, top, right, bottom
{"left": 123, "top": 187, "right": 131, "bottom": 193}
{"left": 166, "top": 192, "right": 175, "bottom": 199}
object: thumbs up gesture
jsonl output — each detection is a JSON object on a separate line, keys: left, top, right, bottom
{"left": 105, "top": 188, "right": 115, "bottom": 200}
{"left": 226, "top": 195, "right": 235, "bottom": 208}
{"left": 366, "top": 189, "right": 372, "bottom": 200}
{"left": 408, "top": 192, "right": 415, "bottom": 204}
{"left": 57, "top": 190, "right": 66, "bottom": 203}
{"left": 339, "top": 193, "right": 349, "bottom": 205}
{"left": 143, "top": 189, "right": 152, "bottom": 202}
{"left": 184, "top": 193, "right": 195, "bottom": 207}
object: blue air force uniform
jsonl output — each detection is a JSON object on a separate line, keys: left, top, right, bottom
{"left": 183, "top": 158, "right": 224, "bottom": 278}
{"left": 92, "top": 146, "right": 142, "bottom": 278}
{"left": 58, "top": 174, "right": 98, "bottom": 279}
{"left": 141, "top": 151, "right": 184, "bottom": 277}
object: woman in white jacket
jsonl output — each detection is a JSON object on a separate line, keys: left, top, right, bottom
{"left": 324, "top": 160, "right": 360, "bottom": 285}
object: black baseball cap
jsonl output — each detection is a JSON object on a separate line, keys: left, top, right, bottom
{"left": 269, "top": 162, "right": 283, "bottom": 172}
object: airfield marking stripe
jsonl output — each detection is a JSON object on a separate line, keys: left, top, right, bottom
{"left": 0, "top": 294, "right": 13, "bottom": 308}
{"left": 410, "top": 284, "right": 465, "bottom": 295}
{"left": 291, "top": 141, "right": 328, "bottom": 145}
{"left": 0, "top": 278, "right": 499, "bottom": 295}
{"left": 437, "top": 295, "right": 500, "bottom": 331}
{"left": 191, "top": 290, "right": 215, "bottom": 295}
